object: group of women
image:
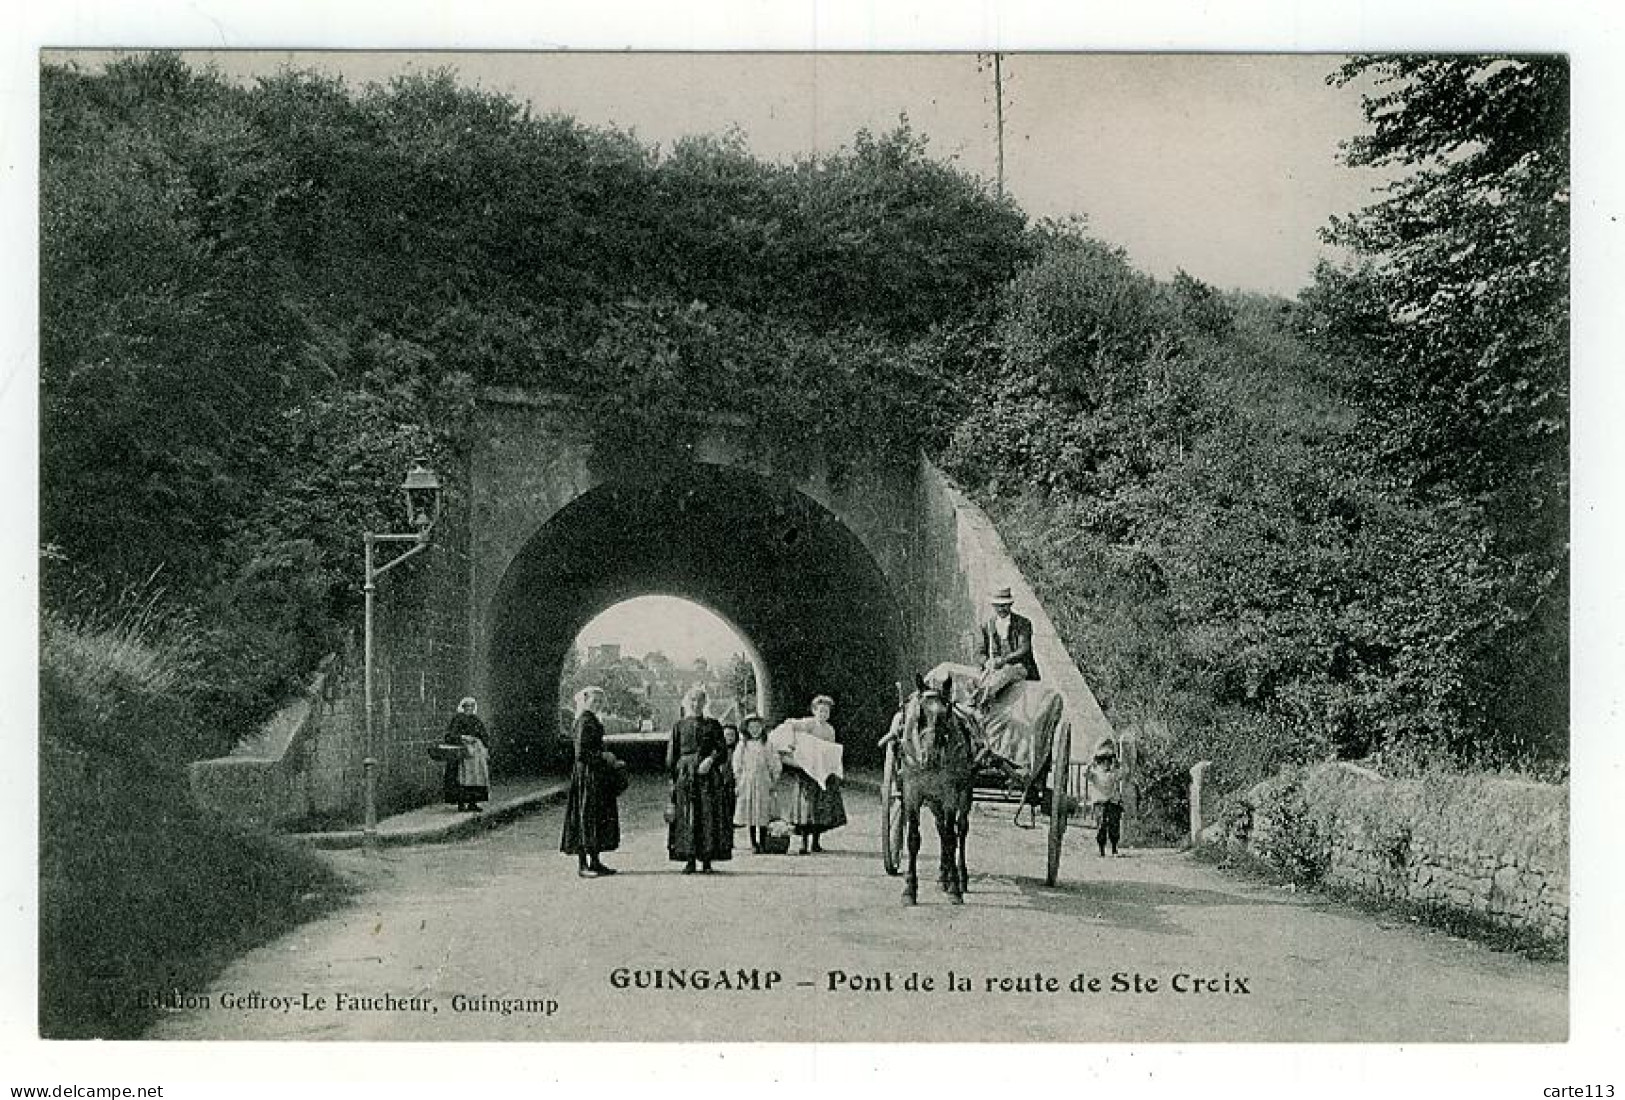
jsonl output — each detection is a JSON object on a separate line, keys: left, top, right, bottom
{"left": 438, "top": 684, "right": 1126, "bottom": 877}
{"left": 559, "top": 684, "right": 847, "bottom": 878}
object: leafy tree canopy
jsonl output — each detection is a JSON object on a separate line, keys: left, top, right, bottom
{"left": 1314, "top": 55, "right": 1568, "bottom": 529}
{"left": 1304, "top": 54, "right": 1569, "bottom": 764}
{"left": 39, "top": 54, "right": 1030, "bottom": 751}
{"left": 42, "top": 54, "right": 1031, "bottom": 596}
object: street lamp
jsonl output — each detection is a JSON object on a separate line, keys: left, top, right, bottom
{"left": 400, "top": 460, "right": 443, "bottom": 533}
{"left": 363, "top": 460, "right": 443, "bottom": 847}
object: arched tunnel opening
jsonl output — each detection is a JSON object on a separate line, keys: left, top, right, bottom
{"left": 556, "top": 595, "right": 773, "bottom": 769}
{"left": 486, "top": 463, "right": 908, "bottom": 775}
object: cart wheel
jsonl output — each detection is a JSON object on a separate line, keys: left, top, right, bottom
{"left": 881, "top": 742, "right": 904, "bottom": 875}
{"left": 1045, "top": 721, "right": 1072, "bottom": 886}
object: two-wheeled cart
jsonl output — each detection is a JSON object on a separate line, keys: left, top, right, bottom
{"left": 880, "top": 690, "right": 1073, "bottom": 887}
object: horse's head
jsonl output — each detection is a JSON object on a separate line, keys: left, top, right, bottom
{"left": 902, "top": 674, "right": 968, "bottom": 772}
{"left": 915, "top": 667, "right": 955, "bottom": 702}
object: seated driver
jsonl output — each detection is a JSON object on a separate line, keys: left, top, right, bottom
{"left": 973, "top": 586, "right": 1040, "bottom": 709}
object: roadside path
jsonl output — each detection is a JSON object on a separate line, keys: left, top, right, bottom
{"left": 149, "top": 775, "right": 1566, "bottom": 1042}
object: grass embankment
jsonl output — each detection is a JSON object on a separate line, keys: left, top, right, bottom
{"left": 40, "top": 610, "right": 351, "bottom": 1039}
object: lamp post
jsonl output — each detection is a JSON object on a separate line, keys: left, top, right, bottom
{"left": 362, "top": 460, "right": 443, "bottom": 848}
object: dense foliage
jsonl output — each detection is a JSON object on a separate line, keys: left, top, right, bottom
{"left": 40, "top": 601, "right": 347, "bottom": 1037}
{"left": 939, "top": 55, "right": 1568, "bottom": 821}
{"left": 556, "top": 646, "right": 654, "bottom": 725}
{"left": 41, "top": 54, "right": 1029, "bottom": 754}
{"left": 1314, "top": 55, "right": 1568, "bottom": 510}
{"left": 725, "top": 653, "right": 759, "bottom": 711}
{"left": 1306, "top": 55, "right": 1569, "bottom": 765}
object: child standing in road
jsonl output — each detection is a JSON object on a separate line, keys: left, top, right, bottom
{"left": 1085, "top": 741, "right": 1125, "bottom": 857}
{"left": 719, "top": 722, "right": 741, "bottom": 835}
{"left": 732, "top": 714, "right": 781, "bottom": 852}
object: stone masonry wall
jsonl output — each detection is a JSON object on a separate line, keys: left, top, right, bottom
{"left": 1215, "top": 762, "right": 1568, "bottom": 944}
{"left": 189, "top": 656, "right": 362, "bottom": 828}
{"left": 916, "top": 459, "right": 1117, "bottom": 769}
{"left": 367, "top": 478, "right": 473, "bottom": 816}
{"left": 190, "top": 478, "right": 474, "bottom": 827}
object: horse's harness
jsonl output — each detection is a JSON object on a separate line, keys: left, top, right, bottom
{"left": 887, "top": 688, "right": 1052, "bottom": 828}
{"left": 895, "top": 690, "right": 973, "bottom": 774}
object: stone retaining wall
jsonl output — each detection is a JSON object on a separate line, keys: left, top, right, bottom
{"left": 917, "top": 461, "right": 1117, "bottom": 767}
{"left": 1209, "top": 762, "right": 1567, "bottom": 944}
{"left": 189, "top": 656, "right": 362, "bottom": 828}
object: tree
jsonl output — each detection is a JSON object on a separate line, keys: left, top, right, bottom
{"left": 41, "top": 55, "right": 1034, "bottom": 750}
{"left": 1307, "top": 55, "right": 1570, "bottom": 764}
{"left": 726, "top": 653, "right": 757, "bottom": 710}
{"left": 1167, "top": 269, "right": 1235, "bottom": 340}
{"left": 40, "top": 57, "right": 310, "bottom": 589}
{"left": 1318, "top": 55, "right": 1568, "bottom": 529}
{"left": 559, "top": 651, "right": 650, "bottom": 723}
{"left": 940, "top": 230, "right": 1191, "bottom": 498}
{"left": 781, "top": 124, "right": 1032, "bottom": 336}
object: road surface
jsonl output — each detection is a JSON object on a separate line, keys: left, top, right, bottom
{"left": 148, "top": 775, "right": 1566, "bottom": 1042}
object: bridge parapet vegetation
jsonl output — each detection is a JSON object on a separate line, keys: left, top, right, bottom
{"left": 40, "top": 54, "right": 1029, "bottom": 768}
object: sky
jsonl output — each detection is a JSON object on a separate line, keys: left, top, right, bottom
{"left": 576, "top": 595, "right": 750, "bottom": 666}
{"left": 63, "top": 50, "right": 1391, "bottom": 295}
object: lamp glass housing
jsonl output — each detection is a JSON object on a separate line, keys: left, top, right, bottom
{"left": 400, "top": 461, "right": 442, "bottom": 533}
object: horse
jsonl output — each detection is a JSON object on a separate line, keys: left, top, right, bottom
{"left": 890, "top": 674, "right": 977, "bottom": 906}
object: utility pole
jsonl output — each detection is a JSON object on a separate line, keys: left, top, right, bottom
{"left": 993, "top": 51, "right": 1006, "bottom": 198}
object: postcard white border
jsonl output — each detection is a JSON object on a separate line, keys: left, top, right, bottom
{"left": 3, "top": 0, "right": 1619, "bottom": 1093}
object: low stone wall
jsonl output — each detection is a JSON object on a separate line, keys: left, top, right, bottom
{"left": 189, "top": 657, "right": 363, "bottom": 828}
{"left": 1209, "top": 762, "right": 1567, "bottom": 944}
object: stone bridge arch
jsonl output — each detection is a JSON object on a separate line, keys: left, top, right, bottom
{"left": 480, "top": 456, "right": 911, "bottom": 767}
{"left": 350, "top": 387, "right": 1114, "bottom": 811}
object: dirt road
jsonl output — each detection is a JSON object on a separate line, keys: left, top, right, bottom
{"left": 148, "top": 775, "right": 1566, "bottom": 1042}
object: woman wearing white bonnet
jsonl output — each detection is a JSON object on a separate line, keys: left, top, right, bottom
{"left": 560, "top": 686, "right": 622, "bottom": 877}
{"left": 432, "top": 696, "right": 489, "bottom": 812}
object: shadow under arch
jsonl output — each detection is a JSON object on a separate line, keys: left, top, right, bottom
{"left": 485, "top": 462, "right": 908, "bottom": 774}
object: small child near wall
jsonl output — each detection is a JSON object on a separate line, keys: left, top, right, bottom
{"left": 1084, "top": 739, "right": 1125, "bottom": 857}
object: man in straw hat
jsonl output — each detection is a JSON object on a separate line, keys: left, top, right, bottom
{"left": 973, "top": 585, "right": 1040, "bottom": 708}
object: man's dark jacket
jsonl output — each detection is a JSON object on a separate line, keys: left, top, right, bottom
{"left": 979, "top": 611, "right": 1040, "bottom": 682}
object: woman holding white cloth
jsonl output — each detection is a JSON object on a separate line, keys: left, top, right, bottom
{"left": 774, "top": 694, "right": 847, "bottom": 855}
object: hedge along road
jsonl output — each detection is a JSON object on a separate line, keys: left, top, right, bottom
{"left": 147, "top": 775, "right": 1565, "bottom": 1042}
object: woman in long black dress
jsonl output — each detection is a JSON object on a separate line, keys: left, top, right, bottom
{"left": 560, "top": 687, "right": 621, "bottom": 879}
{"left": 434, "top": 697, "right": 488, "bottom": 812}
{"left": 667, "top": 687, "right": 733, "bottom": 874}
